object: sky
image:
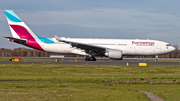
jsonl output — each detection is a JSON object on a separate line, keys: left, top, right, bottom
{"left": 0, "top": 0, "right": 180, "bottom": 49}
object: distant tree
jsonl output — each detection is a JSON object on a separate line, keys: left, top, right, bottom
{"left": 44, "top": 52, "right": 49, "bottom": 57}
{"left": 172, "top": 44, "right": 179, "bottom": 58}
{"left": 173, "top": 44, "right": 179, "bottom": 50}
{"left": 0, "top": 48, "right": 5, "bottom": 51}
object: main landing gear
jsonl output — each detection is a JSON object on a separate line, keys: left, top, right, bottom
{"left": 85, "top": 56, "right": 96, "bottom": 61}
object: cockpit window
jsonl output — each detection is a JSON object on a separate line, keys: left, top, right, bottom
{"left": 166, "top": 44, "right": 172, "bottom": 46}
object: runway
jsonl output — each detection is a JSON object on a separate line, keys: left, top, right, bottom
{"left": 0, "top": 57, "right": 180, "bottom": 65}
{"left": 0, "top": 61, "right": 179, "bottom": 65}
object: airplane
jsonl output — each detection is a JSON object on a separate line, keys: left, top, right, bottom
{"left": 4, "top": 10, "right": 175, "bottom": 61}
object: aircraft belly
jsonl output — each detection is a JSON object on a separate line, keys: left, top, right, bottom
{"left": 136, "top": 47, "right": 157, "bottom": 55}
{"left": 43, "top": 44, "right": 72, "bottom": 53}
{"left": 124, "top": 46, "right": 158, "bottom": 55}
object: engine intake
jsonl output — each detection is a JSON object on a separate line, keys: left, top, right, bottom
{"left": 105, "top": 49, "right": 122, "bottom": 59}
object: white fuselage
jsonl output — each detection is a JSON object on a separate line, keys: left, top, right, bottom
{"left": 40, "top": 38, "right": 175, "bottom": 56}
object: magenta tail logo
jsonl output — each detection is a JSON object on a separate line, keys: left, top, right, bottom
{"left": 10, "top": 25, "right": 44, "bottom": 51}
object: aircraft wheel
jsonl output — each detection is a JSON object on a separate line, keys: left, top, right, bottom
{"left": 85, "top": 57, "right": 96, "bottom": 61}
{"left": 88, "top": 57, "right": 96, "bottom": 61}
{"left": 154, "top": 59, "right": 158, "bottom": 62}
{"left": 92, "top": 57, "right": 96, "bottom": 61}
{"left": 89, "top": 57, "right": 95, "bottom": 61}
{"left": 85, "top": 57, "right": 90, "bottom": 61}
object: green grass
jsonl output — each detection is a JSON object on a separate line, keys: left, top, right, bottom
{"left": 0, "top": 58, "right": 54, "bottom": 62}
{"left": 151, "top": 59, "right": 180, "bottom": 62}
{"left": 0, "top": 64, "right": 180, "bottom": 101}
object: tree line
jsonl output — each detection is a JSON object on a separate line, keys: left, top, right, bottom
{"left": 0, "top": 47, "right": 80, "bottom": 57}
{"left": 0, "top": 45, "right": 179, "bottom": 58}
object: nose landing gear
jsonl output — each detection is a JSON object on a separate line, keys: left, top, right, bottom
{"left": 154, "top": 55, "right": 158, "bottom": 62}
{"left": 154, "top": 59, "right": 158, "bottom": 62}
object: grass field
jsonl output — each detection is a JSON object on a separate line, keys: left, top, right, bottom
{"left": 0, "top": 58, "right": 54, "bottom": 62}
{"left": 0, "top": 64, "right": 180, "bottom": 101}
{"left": 151, "top": 59, "right": 180, "bottom": 62}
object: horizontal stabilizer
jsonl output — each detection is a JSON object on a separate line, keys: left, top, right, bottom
{"left": 4, "top": 36, "right": 27, "bottom": 45}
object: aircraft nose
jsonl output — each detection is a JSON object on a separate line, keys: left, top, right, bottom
{"left": 171, "top": 46, "right": 176, "bottom": 52}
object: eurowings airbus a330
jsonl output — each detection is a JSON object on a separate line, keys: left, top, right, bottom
{"left": 4, "top": 10, "right": 175, "bottom": 61}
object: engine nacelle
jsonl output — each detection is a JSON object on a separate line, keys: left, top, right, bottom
{"left": 105, "top": 49, "right": 122, "bottom": 59}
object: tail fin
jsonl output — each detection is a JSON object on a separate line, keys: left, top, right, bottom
{"left": 4, "top": 10, "right": 44, "bottom": 51}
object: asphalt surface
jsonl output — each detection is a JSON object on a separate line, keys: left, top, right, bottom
{"left": 0, "top": 61, "right": 179, "bottom": 65}
{"left": 0, "top": 57, "right": 180, "bottom": 65}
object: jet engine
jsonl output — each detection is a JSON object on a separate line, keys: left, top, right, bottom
{"left": 105, "top": 49, "right": 122, "bottom": 59}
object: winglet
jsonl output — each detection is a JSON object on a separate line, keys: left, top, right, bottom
{"left": 54, "top": 35, "right": 60, "bottom": 40}
{"left": 54, "top": 35, "right": 63, "bottom": 41}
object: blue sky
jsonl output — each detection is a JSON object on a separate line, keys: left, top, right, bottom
{"left": 0, "top": 0, "right": 180, "bottom": 49}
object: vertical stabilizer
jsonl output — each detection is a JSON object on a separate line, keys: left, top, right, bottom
{"left": 4, "top": 10, "right": 44, "bottom": 51}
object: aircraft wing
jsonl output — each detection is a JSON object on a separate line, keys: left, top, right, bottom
{"left": 4, "top": 36, "right": 27, "bottom": 45}
{"left": 55, "top": 35, "right": 106, "bottom": 53}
